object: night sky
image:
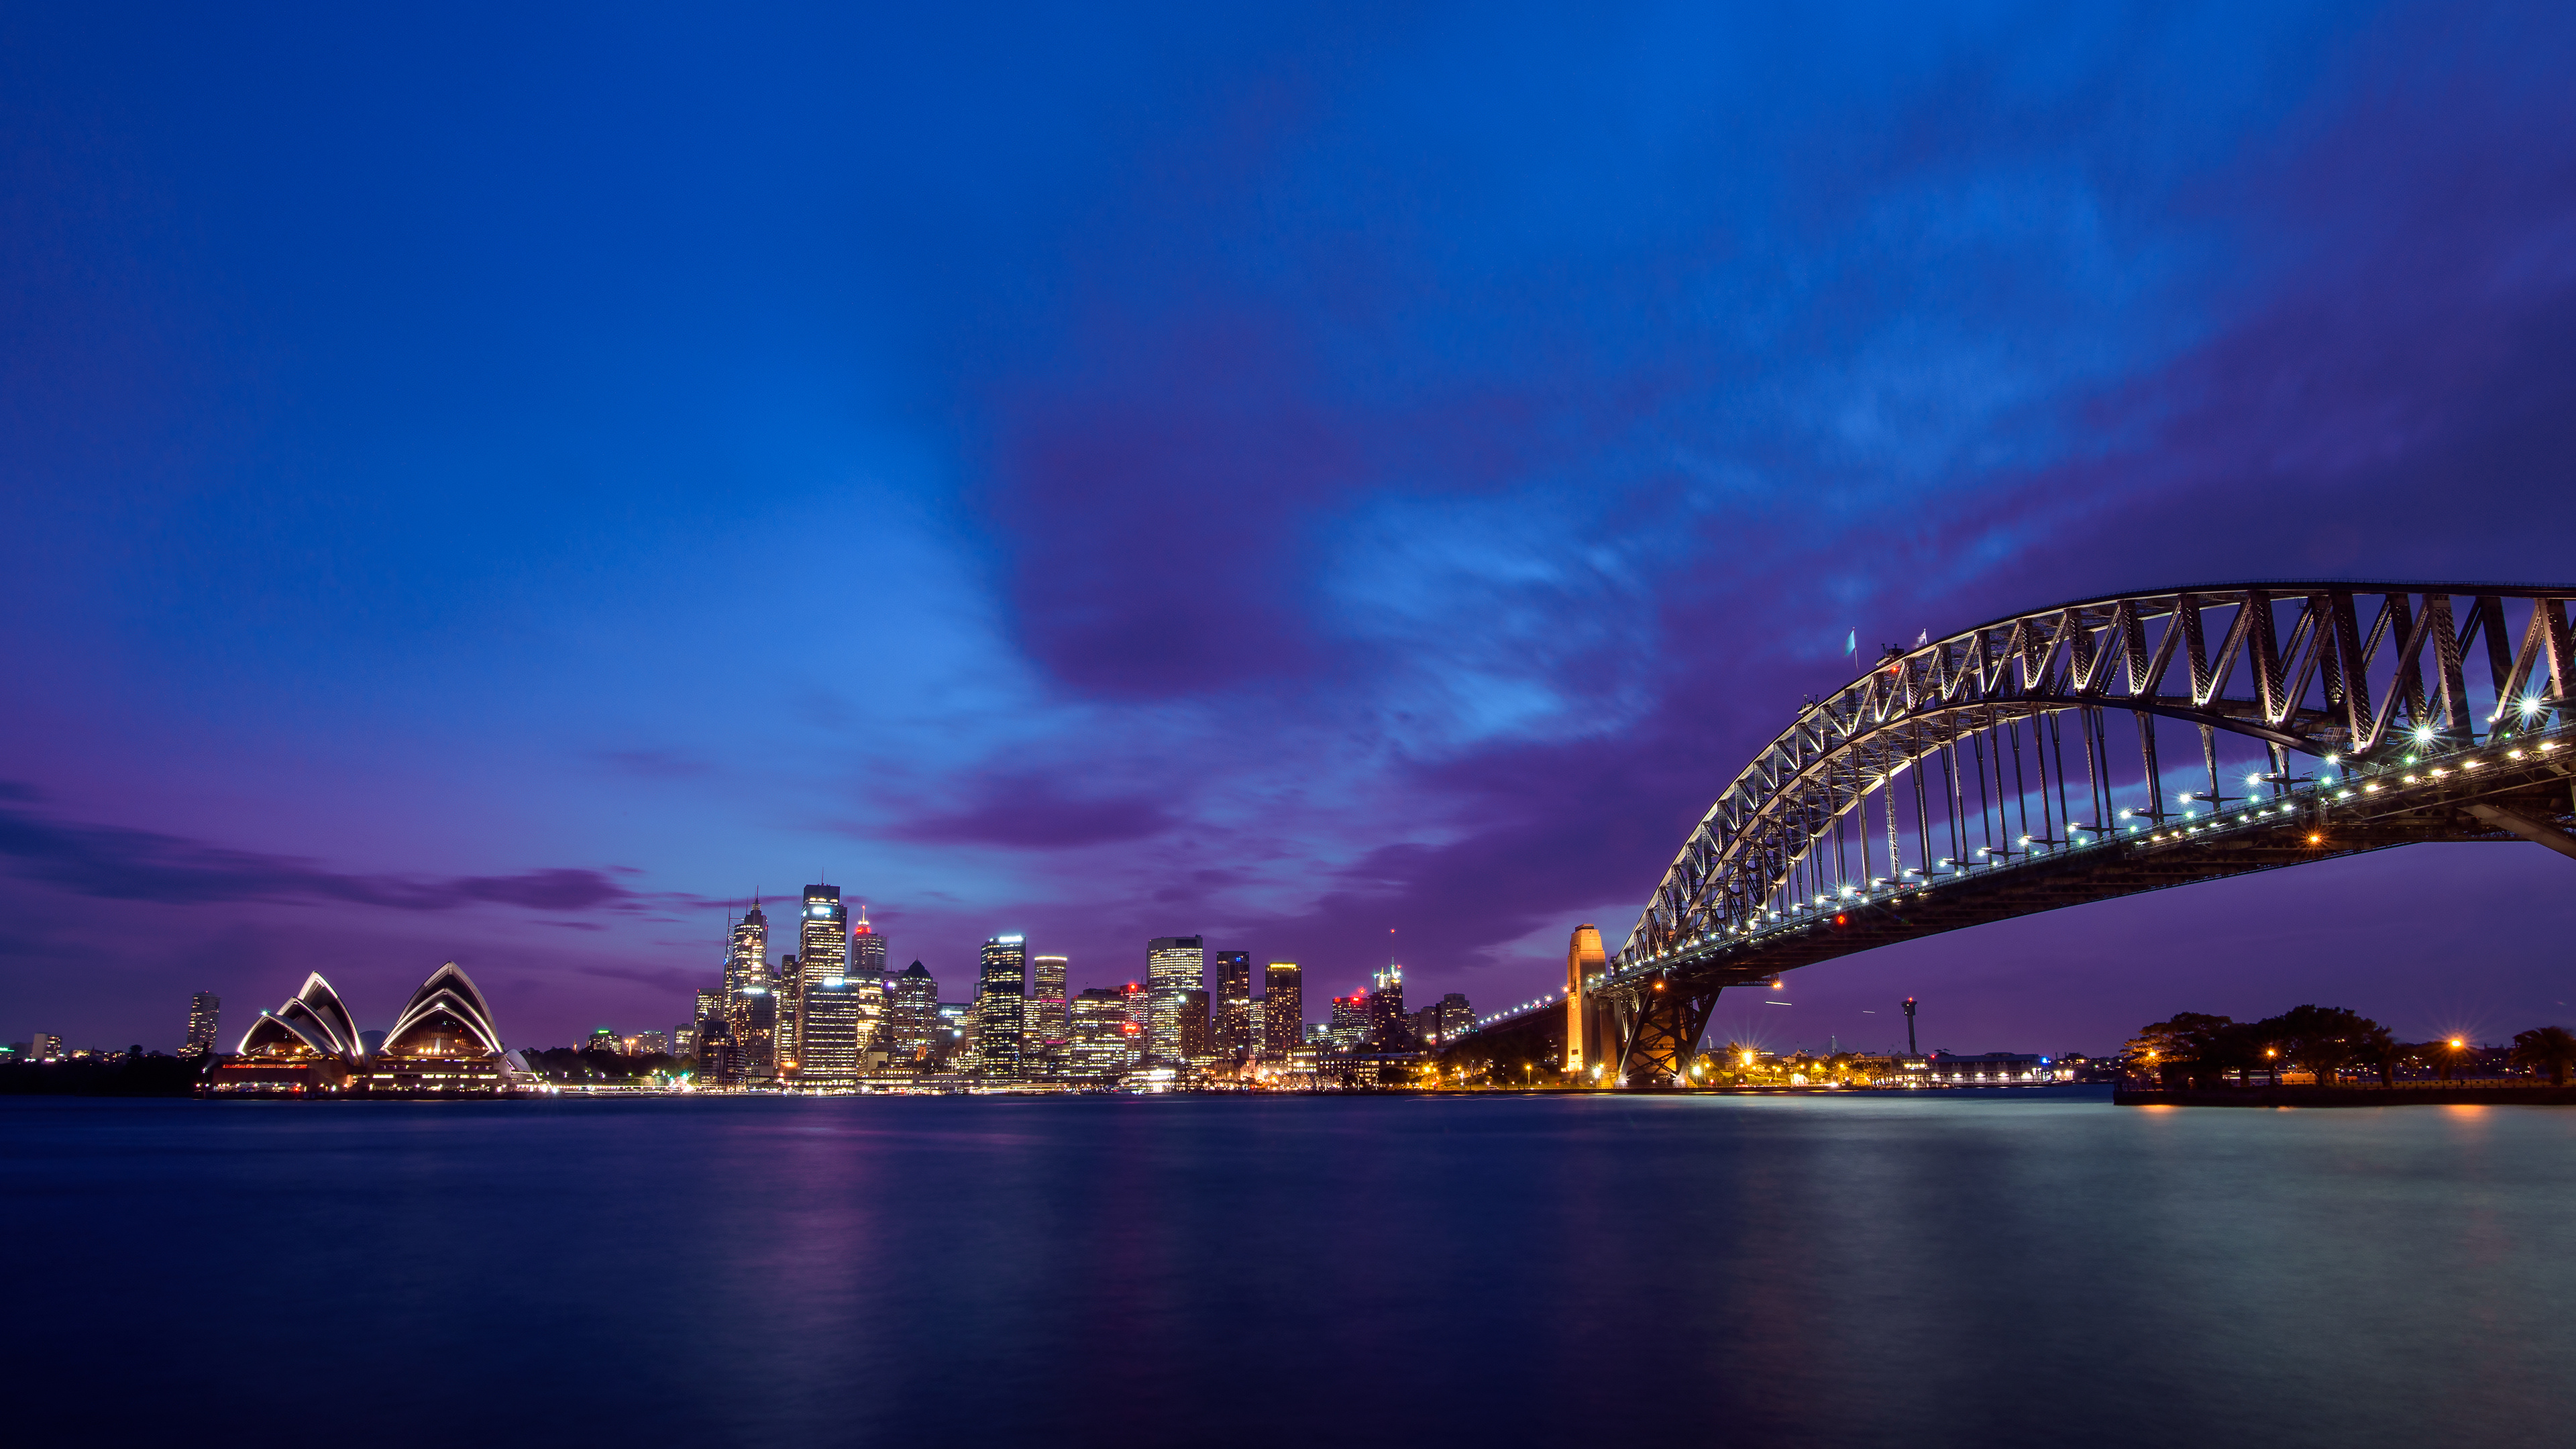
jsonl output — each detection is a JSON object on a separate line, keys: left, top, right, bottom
{"left": 5, "top": 3, "right": 2573, "bottom": 1056}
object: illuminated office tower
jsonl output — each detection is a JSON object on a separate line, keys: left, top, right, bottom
{"left": 1145, "top": 936, "right": 1205, "bottom": 1067}
{"left": 1024, "top": 954, "right": 1069, "bottom": 1073}
{"left": 1247, "top": 999, "right": 1265, "bottom": 1055}
{"left": 724, "top": 900, "right": 770, "bottom": 1000}
{"left": 1263, "top": 963, "right": 1302, "bottom": 1059}
{"left": 1213, "top": 951, "right": 1251, "bottom": 1059}
{"left": 976, "top": 934, "right": 1027, "bottom": 1081}
{"left": 849, "top": 905, "right": 888, "bottom": 980}
{"left": 1067, "top": 987, "right": 1140, "bottom": 1082}
{"left": 1367, "top": 963, "right": 1407, "bottom": 1045}
{"left": 1178, "top": 989, "right": 1212, "bottom": 1064}
{"left": 1329, "top": 993, "right": 1368, "bottom": 1051}
{"left": 739, "top": 988, "right": 780, "bottom": 1083}
{"left": 181, "top": 992, "right": 221, "bottom": 1058}
{"left": 672, "top": 1022, "right": 697, "bottom": 1058}
{"left": 799, "top": 975, "right": 864, "bottom": 1087}
{"left": 787, "top": 885, "right": 849, "bottom": 1076}
{"left": 886, "top": 961, "right": 939, "bottom": 1064}
{"left": 694, "top": 987, "right": 722, "bottom": 1025}
{"left": 1434, "top": 991, "right": 1471, "bottom": 1042}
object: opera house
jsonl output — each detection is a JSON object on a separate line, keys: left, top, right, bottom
{"left": 203, "top": 962, "right": 539, "bottom": 1097}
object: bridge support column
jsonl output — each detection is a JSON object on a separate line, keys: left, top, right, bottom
{"left": 1615, "top": 982, "right": 1722, "bottom": 1089}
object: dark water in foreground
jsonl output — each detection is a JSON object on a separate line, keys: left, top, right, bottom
{"left": 5, "top": 1090, "right": 2572, "bottom": 1447}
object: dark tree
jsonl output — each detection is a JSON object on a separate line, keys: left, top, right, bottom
{"left": 2510, "top": 1026, "right": 2576, "bottom": 1086}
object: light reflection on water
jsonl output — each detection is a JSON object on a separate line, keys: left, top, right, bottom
{"left": 5, "top": 1090, "right": 2572, "bottom": 1446}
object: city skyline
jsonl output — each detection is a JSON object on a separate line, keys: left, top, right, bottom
{"left": 5, "top": 5, "right": 2576, "bottom": 1055}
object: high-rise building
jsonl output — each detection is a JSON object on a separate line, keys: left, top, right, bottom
{"left": 738, "top": 987, "right": 780, "bottom": 1083}
{"left": 1179, "top": 988, "right": 1212, "bottom": 1063}
{"left": 849, "top": 904, "right": 888, "bottom": 980}
{"left": 1145, "top": 936, "right": 1205, "bottom": 1067}
{"left": 724, "top": 901, "right": 770, "bottom": 1001}
{"left": 1025, "top": 954, "right": 1069, "bottom": 1073}
{"left": 1068, "top": 986, "right": 1142, "bottom": 1082}
{"left": 587, "top": 1027, "right": 619, "bottom": 1055}
{"left": 1263, "top": 962, "right": 1302, "bottom": 1059}
{"left": 672, "top": 1023, "right": 697, "bottom": 1059}
{"left": 1329, "top": 993, "right": 1369, "bottom": 1051}
{"left": 789, "top": 884, "right": 849, "bottom": 1077}
{"left": 628, "top": 1030, "right": 667, "bottom": 1057}
{"left": 1213, "top": 951, "right": 1252, "bottom": 1059}
{"left": 1368, "top": 963, "right": 1407, "bottom": 1046}
{"left": 798, "top": 975, "right": 865, "bottom": 1087}
{"left": 976, "top": 935, "right": 1028, "bottom": 1081}
{"left": 887, "top": 961, "right": 939, "bottom": 1065}
{"left": 1433, "top": 991, "right": 1472, "bottom": 1042}
{"left": 1248, "top": 999, "right": 1265, "bottom": 1055}
{"left": 182, "top": 992, "right": 221, "bottom": 1058}
{"left": 694, "top": 987, "right": 723, "bottom": 1026}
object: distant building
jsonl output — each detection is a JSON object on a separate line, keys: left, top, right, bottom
{"left": 1409, "top": 991, "right": 1472, "bottom": 1046}
{"left": 1146, "top": 936, "right": 1205, "bottom": 1067}
{"left": 887, "top": 962, "right": 940, "bottom": 1065}
{"left": 738, "top": 987, "right": 780, "bottom": 1082}
{"left": 1907, "top": 1052, "right": 2057, "bottom": 1085}
{"left": 1026, "top": 953, "right": 1069, "bottom": 1073}
{"left": 934, "top": 1002, "right": 971, "bottom": 1065}
{"left": 1213, "top": 951, "right": 1252, "bottom": 1059}
{"left": 587, "top": 1027, "right": 619, "bottom": 1055}
{"left": 724, "top": 901, "right": 771, "bottom": 1002}
{"left": 628, "top": 1030, "right": 667, "bottom": 1057}
{"left": 849, "top": 905, "right": 888, "bottom": 980}
{"left": 182, "top": 993, "right": 221, "bottom": 1058}
{"left": 211, "top": 963, "right": 527, "bottom": 1097}
{"left": 798, "top": 975, "right": 867, "bottom": 1087}
{"left": 28, "top": 1032, "right": 62, "bottom": 1064}
{"left": 1068, "top": 986, "right": 1142, "bottom": 1082}
{"left": 1263, "top": 963, "right": 1302, "bottom": 1060}
{"left": 672, "top": 1024, "right": 697, "bottom": 1059}
{"left": 788, "top": 884, "right": 850, "bottom": 1077}
{"left": 1179, "top": 988, "right": 1212, "bottom": 1064}
{"left": 1367, "top": 964, "right": 1408, "bottom": 1046}
{"left": 693, "top": 987, "right": 723, "bottom": 1025}
{"left": 1328, "top": 994, "right": 1368, "bottom": 1052}
{"left": 976, "top": 935, "right": 1028, "bottom": 1081}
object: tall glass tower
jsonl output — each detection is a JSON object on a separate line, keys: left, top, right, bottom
{"left": 1025, "top": 953, "right": 1069, "bottom": 1073}
{"left": 790, "top": 884, "right": 848, "bottom": 1077}
{"left": 724, "top": 901, "right": 769, "bottom": 1001}
{"left": 182, "top": 991, "right": 221, "bottom": 1058}
{"left": 1213, "top": 951, "right": 1252, "bottom": 1059}
{"left": 1146, "top": 936, "right": 1205, "bottom": 1067}
{"left": 976, "top": 934, "right": 1027, "bottom": 1081}
{"left": 1263, "top": 962, "right": 1302, "bottom": 1060}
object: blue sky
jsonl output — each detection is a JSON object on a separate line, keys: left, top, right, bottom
{"left": 4, "top": 2, "right": 2573, "bottom": 1051}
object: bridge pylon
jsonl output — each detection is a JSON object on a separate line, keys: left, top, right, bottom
{"left": 1606, "top": 979, "right": 1721, "bottom": 1089}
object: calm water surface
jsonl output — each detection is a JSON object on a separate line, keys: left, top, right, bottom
{"left": 5, "top": 1090, "right": 2571, "bottom": 1446}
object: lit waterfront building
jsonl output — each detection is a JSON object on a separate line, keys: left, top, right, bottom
{"left": 724, "top": 900, "right": 771, "bottom": 1000}
{"left": 798, "top": 975, "right": 867, "bottom": 1087}
{"left": 211, "top": 963, "right": 530, "bottom": 1097}
{"left": 788, "top": 884, "right": 850, "bottom": 1077}
{"left": 887, "top": 961, "right": 940, "bottom": 1065}
{"left": 1213, "top": 951, "right": 1252, "bottom": 1060}
{"left": 1328, "top": 993, "right": 1368, "bottom": 1051}
{"left": 1179, "top": 987, "right": 1212, "bottom": 1065}
{"left": 1068, "top": 986, "right": 1142, "bottom": 1082}
{"left": 1263, "top": 963, "right": 1302, "bottom": 1060}
{"left": 977, "top": 935, "right": 1028, "bottom": 1081}
{"left": 1146, "top": 936, "right": 1205, "bottom": 1067}
{"left": 1026, "top": 953, "right": 1069, "bottom": 1074}
{"left": 182, "top": 992, "right": 221, "bottom": 1058}
{"left": 1368, "top": 963, "right": 1407, "bottom": 1046}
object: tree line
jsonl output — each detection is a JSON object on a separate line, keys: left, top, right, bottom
{"left": 2134, "top": 1006, "right": 2576, "bottom": 1089}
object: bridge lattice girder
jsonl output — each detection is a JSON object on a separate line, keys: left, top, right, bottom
{"left": 1624, "top": 583, "right": 2575, "bottom": 967}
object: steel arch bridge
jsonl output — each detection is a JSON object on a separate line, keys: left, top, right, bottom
{"left": 1442, "top": 582, "right": 2576, "bottom": 1087}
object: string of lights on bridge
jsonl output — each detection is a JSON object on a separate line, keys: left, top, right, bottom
{"left": 1465, "top": 708, "right": 2566, "bottom": 1040}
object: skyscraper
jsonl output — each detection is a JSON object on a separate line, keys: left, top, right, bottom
{"left": 1368, "top": 963, "right": 1407, "bottom": 1046}
{"left": 724, "top": 900, "right": 770, "bottom": 1001}
{"left": 887, "top": 961, "right": 939, "bottom": 1064}
{"left": 1179, "top": 988, "right": 1212, "bottom": 1063}
{"left": 1213, "top": 951, "right": 1251, "bottom": 1059}
{"left": 790, "top": 885, "right": 849, "bottom": 1077}
{"left": 849, "top": 904, "right": 888, "bottom": 979}
{"left": 1025, "top": 953, "right": 1069, "bottom": 1074}
{"left": 975, "top": 934, "right": 1027, "bottom": 1081}
{"left": 1145, "top": 936, "right": 1204, "bottom": 1067}
{"left": 798, "top": 976, "right": 865, "bottom": 1087}
{"left": 1068, "top": 986, "right": 1141, "bottom": 1082}
{"left": 1263, "top": 962, "right": 1302, "bottom": 1060}
{"left": 182, "top": 992, "right": 221, "bottom": 1058}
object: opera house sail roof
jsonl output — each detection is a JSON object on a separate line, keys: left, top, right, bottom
{"left": 209, "top": 962, "right": 531, "bottom": 1097}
